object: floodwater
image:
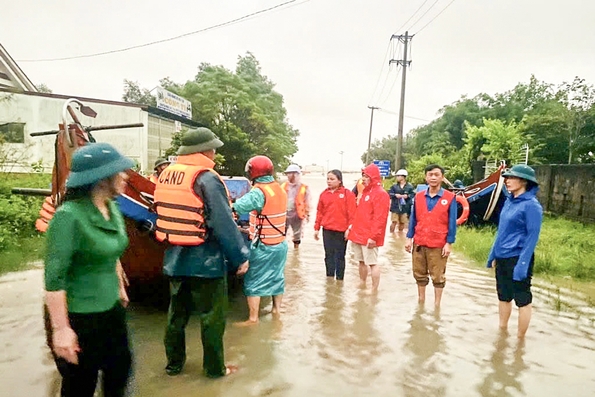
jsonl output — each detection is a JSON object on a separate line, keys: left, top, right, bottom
{"left": 1, "top": 174, "right": 595, "bottom": 397}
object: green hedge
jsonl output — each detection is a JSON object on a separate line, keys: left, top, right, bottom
{"left": 0, "top": 173, "right": 51, "bottom": 252}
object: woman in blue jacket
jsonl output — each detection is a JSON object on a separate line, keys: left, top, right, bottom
{"left": 487, "top": 164, "right": 543, "bottom": 338}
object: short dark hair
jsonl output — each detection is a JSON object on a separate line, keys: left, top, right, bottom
{"left": 424, "top": 164, "right": 445, "bottom": 175}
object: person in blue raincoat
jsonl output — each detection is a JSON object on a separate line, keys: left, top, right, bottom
{"left": 487, "top": 164, "right": 542, "bottom": 339}
{"left": 233, "top": 155, "right": 288, "bottom": 326}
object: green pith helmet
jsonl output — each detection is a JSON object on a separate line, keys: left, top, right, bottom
{"left": 154, "top": 158, "right": 170, "bottom": 170}
{"left": 502, "top": 164, "right": 538, "bottom": 184}
{"left": 177, "top": 127, "right": 223, "bottom": 155}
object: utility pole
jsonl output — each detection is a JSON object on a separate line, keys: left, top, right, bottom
{"left": 389, "top": 31, "right": 413, "bottom": 171}
{"left": 365, "top": 106, "right": 379, "bottom": 165}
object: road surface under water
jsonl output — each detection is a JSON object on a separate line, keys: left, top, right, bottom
{"left": 1, "top": 174, "right": 594, "bottom": 396}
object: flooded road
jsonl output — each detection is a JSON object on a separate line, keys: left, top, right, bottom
{"left": 2, "top": 174, "right": 595, "bottom": 396}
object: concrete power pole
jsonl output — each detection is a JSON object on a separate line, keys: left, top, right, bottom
{"left": 389, "top": 31, "right": 413, "bottom": 171}
{"left": 365, "top": 106, "right": 379, "bottom": 165}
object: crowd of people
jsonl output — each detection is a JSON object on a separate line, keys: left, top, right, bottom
{"left": 43, "top": 127, "right": 542, "bottom": 395}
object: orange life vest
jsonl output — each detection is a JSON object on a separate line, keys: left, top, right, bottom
{"left": 356, "top": 178, "right": 365, "bottom": 205}
{"left": 249, "top": 182, "right": 287, "bottom": 245}
{"left": 153, "top": 153, "right": 223, "bottom": 246}
{"left": 149, "top": 173, "right": 158, "bottom": 184}
{"left": 281, "top": 181, "right": 308, "bottom": 219}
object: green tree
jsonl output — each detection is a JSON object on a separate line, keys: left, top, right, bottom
{"left": 464, "top": 119, "right": 524, "bottom": 165}
{"left": 166, "top": 54, "right": 299, "bottom": 174}
{"left": 122, "top": 80, "right": 156, "bottom": 106}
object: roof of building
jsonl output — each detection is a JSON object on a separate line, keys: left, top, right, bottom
{"left": 0, "top": 43, "right": 38, "bottom": 92}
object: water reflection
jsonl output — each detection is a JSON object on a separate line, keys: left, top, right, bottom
{"left": 402, "top": 306, "right": 449, "bottom": 397}
{"left": 3, "top": 176, "right": 595, "bottom": 396}
{"left": 477, "top": 332, "right": 528, "bottom": 397}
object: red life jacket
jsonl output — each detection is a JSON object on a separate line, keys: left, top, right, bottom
{"left": 413, "top": 189, "right": 455, "bottom": 248}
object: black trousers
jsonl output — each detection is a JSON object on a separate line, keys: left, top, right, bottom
{"left": 323, "top": 229, "right": 348, "bottom": 280}
{"left": 53, "top": 304, "right": 132, "bottom": 397}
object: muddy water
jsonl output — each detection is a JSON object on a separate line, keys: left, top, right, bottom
{"left": 1, "top": 174, "right": 595, "bottom": 396}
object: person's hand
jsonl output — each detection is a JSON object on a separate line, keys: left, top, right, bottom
{"left": 236, "top": 261, "right": 249, "bottom": 276}
{"left": 366, "top": 238, "right": 377, "bottom": 249}
{"left": 344, "top": 229, "right": 350, "bottom": 240}
{"left": 314, "top": 230, "right": 319, "bottom": 241}
{"left": 513, "top": 264, "right": 527, "bottom": 281}
{"left": 52, "top": 327, "right": 80, "bottom": 365}
{"left": 117, "top": 262, "right": 129, "bottom": 307}
{"left": 118, "top": 266, "right": 129, "bottom": 287}
{"left": 119, "top": 283, "right": 130, "bottom": 308}
{"left": 405, "top": 238, "right": 413, "bottom": 253}
{"left": 442, "top": 243, "right": 452, "bottom": 258}
{"left": 487, "top": 259, "right": 496, "bottom": 268}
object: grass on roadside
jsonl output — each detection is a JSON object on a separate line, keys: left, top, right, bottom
{"left": 0, "top": 235, "right": 46, "bottom": 275}
{"left": 457, "top": 216, "right": 595, "bottom": 281}
{"left": 456, "top": 215, "right": 595, "bottom": 303}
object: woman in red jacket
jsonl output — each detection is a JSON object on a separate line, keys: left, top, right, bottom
{"left": 347, "top": 164, "right": 390, "bottom": 290}
{"left": 314, "top": 170, "right": 357, "bottom": 280}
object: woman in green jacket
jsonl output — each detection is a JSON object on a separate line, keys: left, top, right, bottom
{"left": 45, "top": 142, "right": 134, "bottom": 397}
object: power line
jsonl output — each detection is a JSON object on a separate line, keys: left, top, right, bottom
{"left": 405, "top": 0, "right": 441, "bottom": 32}
{"left": 373, "top": 41, "right": 402, "bottom": 106}
{"left": 18, "top": 0, "right": 306, "bottom": 63}
{"left": 377, "top": 108, "right": 429, "bottom": 122}
{"left": 378, "top": 65, "right": 401, "bottom": 108}
{"left": 367, "top": 40, "right": 392, "bottom": 105}
{"left": 394, "top": 0, "right": 431, "bottom": 33}
{"left": 415, "top": 0, "right": 457, "bottom": 34}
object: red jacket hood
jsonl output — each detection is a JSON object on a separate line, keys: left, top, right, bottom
{"left": 362, "top": 164, "right": 382, "bottom": 186}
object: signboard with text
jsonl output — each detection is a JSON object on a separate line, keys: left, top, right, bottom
{"left": 373, "top": 160, "right": 391, "bottom": 177}
{"left": 156, "top": 87, "right": 192, "bottom": 120}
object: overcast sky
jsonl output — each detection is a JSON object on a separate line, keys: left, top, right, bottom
{"left": 3, "top": 0, "right": 594, "bottom": 171}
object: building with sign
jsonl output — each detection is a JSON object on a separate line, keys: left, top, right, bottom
{"left": 0, "top": 44, "right": 201, "bottom": 174}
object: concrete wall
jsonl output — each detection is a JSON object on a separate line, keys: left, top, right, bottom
{"left": 534, "top": 164, "right": 595, "bottom": 222}
{"left": 0, "top": 92, "right": 148, "bottom": 173}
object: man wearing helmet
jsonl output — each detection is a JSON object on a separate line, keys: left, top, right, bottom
{"left": 388, "top": 169, "right": 415, "bottom": 233}
{"left": 281, "top": 164, "right": 311, "bottom": 249}
{"left": 149, "top": 157, "right": 171, "bottom": 184}
{"left": 232, "top": 155, "right": 289, "bottom": 326}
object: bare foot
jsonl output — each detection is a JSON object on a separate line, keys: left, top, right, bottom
{"left": 225, "top": 365, "right": 239, "bottom": 376}
{"left": 233, "top": 319, "right": 259, "bottom": 327}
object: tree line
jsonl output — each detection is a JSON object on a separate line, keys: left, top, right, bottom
{"left": 364, "top": 75, "right": 595, "bottom": 183}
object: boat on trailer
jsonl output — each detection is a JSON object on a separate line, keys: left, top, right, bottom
{"left": 13, "top": 98, "right": 251, "bottom": 304}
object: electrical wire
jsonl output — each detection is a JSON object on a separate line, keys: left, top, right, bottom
{"left": 414, "top": 0, "right": 457, "bottom": 34}
{"left": 394, "top": 0, "right": 431, "bottom": 33}
{"left": 378, "top": 64, "right": 402, "bottom": 108}
{"left": 405, "top": 0, "right": 441, "bottom": 32}
{"left": 370, "top": 39, "right": 401, "bottom": 106}
{"left": 18, "top": 0, "right": 306, "bottom": 62}
{"left": 367, "top": 40, "right": 392, "bottom": 106}
{"left": 378, "top": 108, "right": 429, "bottom": 122}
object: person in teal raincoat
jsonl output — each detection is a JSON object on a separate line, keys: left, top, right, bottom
{"left": 233, "top": 156, "right": 288, "bottom": 326}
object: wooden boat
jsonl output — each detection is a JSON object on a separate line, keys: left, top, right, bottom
{"left": 460, "top": 162, "right": 507, "bottom": 225}
{"left": 13, "top": 99, "right": 251, "bottom": 304}
{"left": 415, "top": 163, "right": 507, "bottom": 226}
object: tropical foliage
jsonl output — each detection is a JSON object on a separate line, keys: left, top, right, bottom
{"left": 123, "top": 53, "right": 299, "bottom": 175}
{"left": 363, "top": 75, "right": 595, "bottom": 183}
